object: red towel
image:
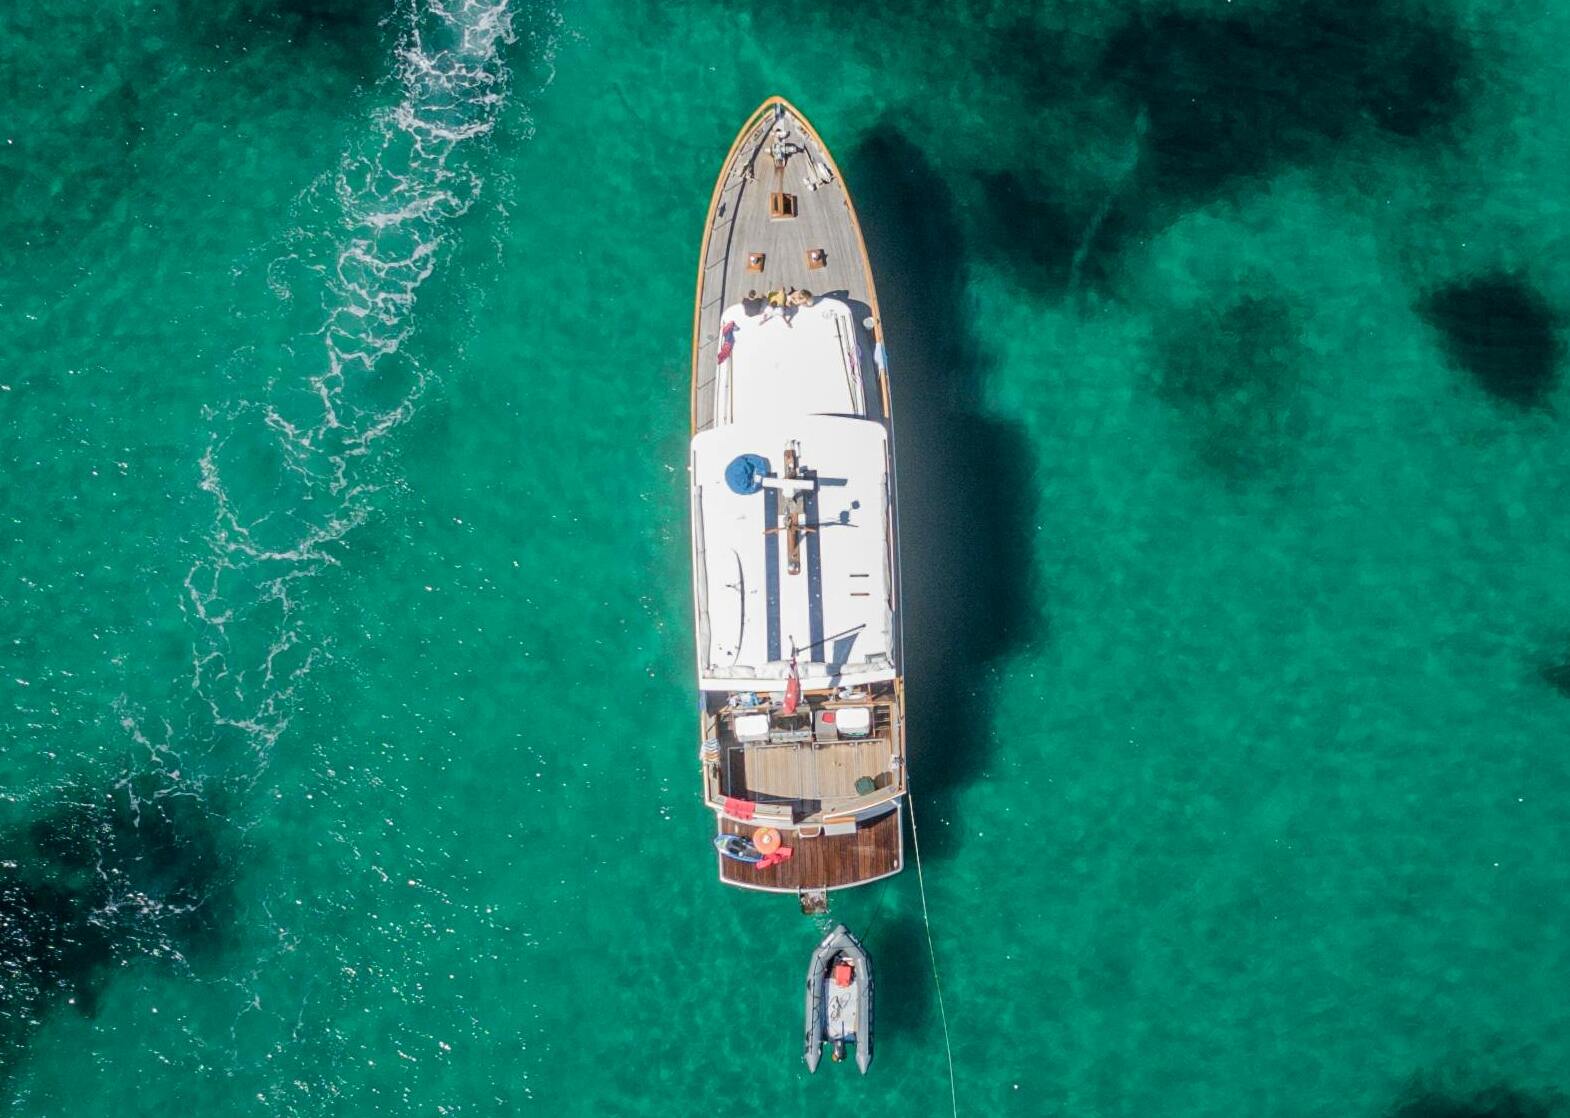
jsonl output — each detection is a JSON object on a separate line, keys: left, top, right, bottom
{"left": 756, "top": 846, "right": 794, "bottom": 870}
{"left": 715, "top": 321, "right": 737, "bottom": 365}
{"left": 722, "top": 796, "right": 756, "bottom": 820}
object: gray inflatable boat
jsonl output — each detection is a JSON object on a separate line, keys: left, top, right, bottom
{"left": 804, "top": 924, "right": 873, "bottom": 1074}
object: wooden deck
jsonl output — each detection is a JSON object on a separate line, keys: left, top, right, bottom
{"left": 692, "top": 98, "right": 886, "bottom": 433}
{"left": 717, "top": 807, "right": 903, "bottom": 893}
{"left": 723, "top": 735, "right": 897, "bottom": 810}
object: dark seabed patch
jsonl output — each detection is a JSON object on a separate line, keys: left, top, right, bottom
{"left": 975, "top": 0, "right": 1472, "bottom": 296}
{"left": 1100, "top": 0, "right": 1468, "bottom": 204}
{"left": 175, "top": 0, "right": 390, "bottom": 75}
{"left": 1389, "top": 1083, "right": 1564, "bottom": 1118}
{"left": 1539, "top": 650, "right": 1570, "bottom": 699}
{"left": 0, "top": 54, "right": 144, "bottom": 245}
{"left": 1150, "top": 289, "right": 1308, "bottom": 480}
{"left": 972, "top": 166, "right": 1142, "bottom": 300}
{"left": 1420, "top": 273, "right": 1564, "bottom": 409}
{"left": 0, "top": 777, "right": 232, "bottom": 1067}
{"left": 975, "top": 172, "right": 1083, "bottom": 297}
{"left": 728, "top": 0, "right": 1472, "bottom": 298}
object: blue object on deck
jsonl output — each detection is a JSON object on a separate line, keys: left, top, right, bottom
{"left": 724, "top": 453, "right": 770, "bottom": 495}
{"left": 713, "top": 833, "right": 763, "bottom": 864}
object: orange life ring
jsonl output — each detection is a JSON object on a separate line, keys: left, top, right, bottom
{"left": 752, "top": 826, "right": 781, "bottom": 855}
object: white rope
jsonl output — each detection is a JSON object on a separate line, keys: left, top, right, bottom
{"left": 908, "top": 788, "right": 958, "bottom": 1117}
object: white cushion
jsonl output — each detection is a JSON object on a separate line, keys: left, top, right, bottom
{"left": 734, "top": 713, "right": 771, "bottom": 741}
{"left": 835, "top": 707, "right": 872, "bottom": 736}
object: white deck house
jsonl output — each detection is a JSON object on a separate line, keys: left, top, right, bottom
{"left": 690, "top": 298, "right": 895, "bottom": 694}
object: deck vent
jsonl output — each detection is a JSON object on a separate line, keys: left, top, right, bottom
{"left": 806, "top": 247, "right": 826, "bottom": 269}
{"left": 769, "top": 192, "right": 798, "bottom": 220}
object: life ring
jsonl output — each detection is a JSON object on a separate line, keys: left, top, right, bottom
{"left": 752, "top": 826, "right": 781, "bottom": 855}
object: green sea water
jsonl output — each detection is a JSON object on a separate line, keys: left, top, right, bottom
{"left": 4, "top": 0, "right": 1570, "bottom": 1113}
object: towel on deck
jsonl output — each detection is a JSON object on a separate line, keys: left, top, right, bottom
{"left": 715, "top": 320, "right": 738, "bottom": 365}
{"left": 755, "top": 846, "right": 793, "bottom": 870}
{"left": 723, "top": 796, "right": 756, "bottom": 820}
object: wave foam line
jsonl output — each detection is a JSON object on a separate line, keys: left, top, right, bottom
{"left": 184, "top": 0, "right": 517, "bottom": 769}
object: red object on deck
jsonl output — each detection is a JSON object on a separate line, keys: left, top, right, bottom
{"left": 755, "top": 845, "right": 794, "bottom": 870}
{"left": 723, "top": 796, "right": 756, "bottom": 820}
{"left": 833, "top": 962, "right": 854, "bottom": 987}
{"left": 782, "top": 661, "right": 801, "bottom": 715}
{"left": 715, "top": 321, "right": 737, "bottom": 365}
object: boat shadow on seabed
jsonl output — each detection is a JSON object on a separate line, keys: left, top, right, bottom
{"left": 846, "top": 123, "right": 1047, "bottom": 862}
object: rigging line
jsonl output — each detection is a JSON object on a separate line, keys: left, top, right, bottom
{"left": 908, "top": 786, "right": 958, "bottom": 1118}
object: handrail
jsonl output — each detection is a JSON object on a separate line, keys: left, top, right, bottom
{"left": 707, "top": 782, "right": 902, "bottom": 826}
{"left": 821, "top": 785, "right": 903, "bottom": 821}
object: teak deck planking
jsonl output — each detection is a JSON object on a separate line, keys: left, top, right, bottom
{"left": 724, "top": 735, "right": 894, "bottom": 806}
{"left": 717, "top": 810, "right": 902, "bottom": 892}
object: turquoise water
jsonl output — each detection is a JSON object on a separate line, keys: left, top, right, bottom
{"left": 4, "top": 0, "right": 1570, "bottom": 1113}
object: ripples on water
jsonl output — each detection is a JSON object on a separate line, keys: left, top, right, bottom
{"left": 3, "top": 0, "right": 522, "bottom": 1088}
{"left": 188, "top": 0, "right": 518, "bottom": 769}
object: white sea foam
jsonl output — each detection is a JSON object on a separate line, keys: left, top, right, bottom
{"left": 186, "top": 0, "right": 520, "bottom": 772}
{"left": 0, "top": 2, "right": 541, "bottom": 1086}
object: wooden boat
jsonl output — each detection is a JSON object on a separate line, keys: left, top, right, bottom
{"left": 688, "top": 97, "right": 905, "bottom": 902}
{"left": 804, "top": 923, "right": 873, "bottom": 1073}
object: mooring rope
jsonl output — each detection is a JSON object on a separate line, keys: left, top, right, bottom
{"left": 908, "top": 788, "right": 959, "bottom": 1117}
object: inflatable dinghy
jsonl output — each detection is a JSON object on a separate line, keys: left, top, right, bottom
{"left": 804, "top": 923, "right": 873, "bottom": 1073}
